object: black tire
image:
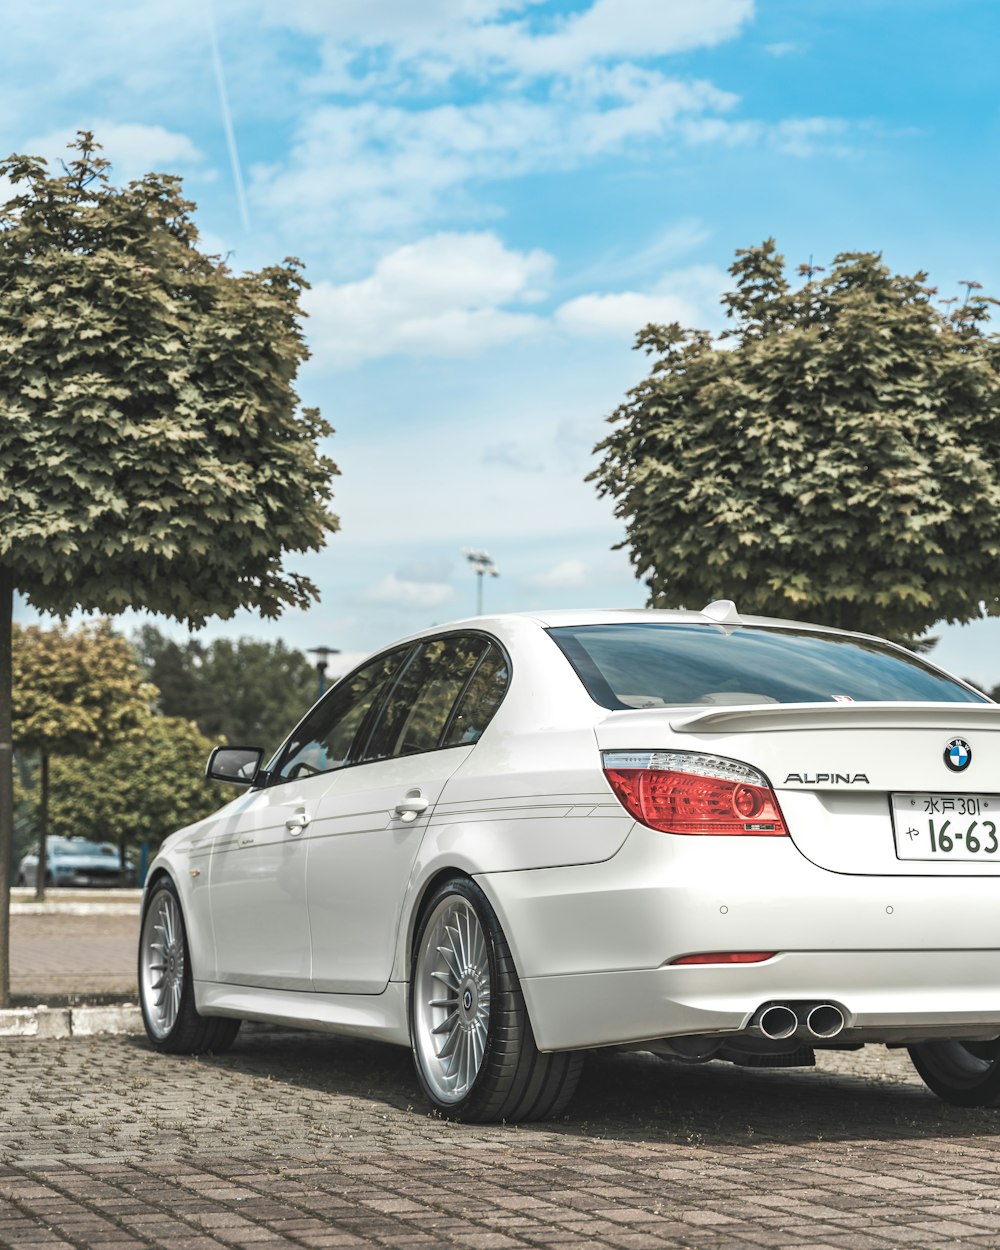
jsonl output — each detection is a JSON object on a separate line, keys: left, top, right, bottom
{"left": 908, "top": 1040, "right": 1000, "bottom": 1107}
{"left": 409, "top": 876, "right": 582, "bottom": 1123}
{"left": 138, "top": 876, "right": 240, "bottom": 1055}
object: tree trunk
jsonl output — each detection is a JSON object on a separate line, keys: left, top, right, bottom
{"left": 0, "top": 566, "right": 13, "bottom": 1007}
{"left": 34, "top": 752, "right": 48, "bottom": 903}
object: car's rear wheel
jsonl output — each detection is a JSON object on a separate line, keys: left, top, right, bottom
{"left": 409, "top": 877, "right": 582, "bottom": 1122}
{"left": 139, "top": 876, "right": 240, "bottom": 1054}
{"left": 908, "top": 1040, "right": 1000, "bottom": 1106}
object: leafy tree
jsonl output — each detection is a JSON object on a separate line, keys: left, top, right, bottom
{"left": 133, "top": 626, "right": 318, "bottom": 751}
{"left": 592, "top": 241, "right": 1000, "bottom": 644}
{"left": 43, "top": 714, "right": 222, "bottom": 861}
{"left": 0, "top": 133, "right": 338, "bottom": 1004}
{"left": 13, "top": 621, "right": 155, "bottom": 897}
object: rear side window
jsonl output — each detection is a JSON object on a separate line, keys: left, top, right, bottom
{"left": 443, "top": 644, "right": 510, "bottom": 747}
{"left": 548, "top": 623, "right": 988, "bottom": 709}
{"left": 363, "top": 634, "right": 491, "bottom": 760}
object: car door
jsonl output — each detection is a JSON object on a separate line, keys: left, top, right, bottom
{"left": 306, "top": 633, "right": 502, "bottom": 995}
{"left": 207, "top": 646, "right": 410, "bottom": 989}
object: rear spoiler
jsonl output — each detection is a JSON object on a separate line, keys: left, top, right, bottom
{"left": 603, "top": 702, "right": 1000, "bottom": 736}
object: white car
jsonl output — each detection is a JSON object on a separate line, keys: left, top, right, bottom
{"left": 139, "top": 604, "right": 1000, "bottom": 1120}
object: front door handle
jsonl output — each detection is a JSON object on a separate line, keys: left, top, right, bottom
{"left": 394, "top": 789, "right": 429, "bottom": 823}
{"left": 285, "top": 810, "right": 311, "bottom": 836}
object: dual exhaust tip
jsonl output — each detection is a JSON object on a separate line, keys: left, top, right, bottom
{"left": 752, "top": 1001, "right": 846, "bottom": 1041}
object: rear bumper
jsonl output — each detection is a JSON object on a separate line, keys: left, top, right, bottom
{"left": 477, "top": 823, "right": 1000, "bottom": 1051}
{"left": 519, "top": 951, "right": 1000, "bottom": 1051}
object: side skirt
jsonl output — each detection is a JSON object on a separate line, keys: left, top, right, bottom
{"left": 194, "top": 979, "right": 410, "bottom": 1047}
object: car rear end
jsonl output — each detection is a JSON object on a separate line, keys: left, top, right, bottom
{"left": 478, "top": 612, "right": 1000, "bottom": 1069}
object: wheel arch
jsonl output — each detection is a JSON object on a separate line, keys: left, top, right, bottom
{"left": 396, "top": 865, "right": 541, "bottom": 1040}
{"left": 402, "top": 866, "right": 475, "bottom": 973}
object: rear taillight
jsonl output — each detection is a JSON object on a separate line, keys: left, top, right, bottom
{"left": 602, "top": 750, "right": 788, "bottom": 836}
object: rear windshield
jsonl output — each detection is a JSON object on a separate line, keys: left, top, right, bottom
{"left": 547, "top": 623, "right": 988, "bottom": 709}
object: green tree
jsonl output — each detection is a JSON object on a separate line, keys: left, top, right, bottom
{"left": 592, "top": 241, "right": 1000, "bottom": 644}
{"left": 44, "top": 714, "right": 222, "bottom": 862}
{"left": 133, "top": 626, "right": 318, "bottom": 751}
{"left": 0, "top": 133, "right": 338, "bottom": 1004}
{"left": 13, "top": 621, "right": 155, "bottom": 898}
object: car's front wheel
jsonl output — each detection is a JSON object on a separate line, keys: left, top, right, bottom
{"left": 908, "top": 1040, "right": 1000, "bottom": 1106}
{"left": 409, "top": 877, "right": 582, "bottom": 1122}
{"left": 138, "top": 877, "right": 240, "bottom": 1054}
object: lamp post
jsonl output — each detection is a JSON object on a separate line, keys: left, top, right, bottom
{"left": 463, "top": 548, "right": 499, "bottom": 616}
{"left": 307, "top": 645, "right": 340, "bottom": 698}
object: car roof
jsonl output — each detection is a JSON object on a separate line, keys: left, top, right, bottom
{"left": 398, "top": 604, "right": 853, "bottom": 640}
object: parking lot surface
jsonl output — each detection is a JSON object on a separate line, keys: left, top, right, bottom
{"left": 6, "top": 896, "right": 1000, "bottom": 1248}
{"left": 4, "top": 1025, "right": 1000, "bottom": 1250}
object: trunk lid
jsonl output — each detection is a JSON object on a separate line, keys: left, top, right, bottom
{"left": 596, "top": 702, "right": 1000, "bottom": 876}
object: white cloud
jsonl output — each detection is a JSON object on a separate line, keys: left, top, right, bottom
{"left": 20, "top": 122, "right": 205, "bottom": 185}
{"left": 482, "top": 441, "right": 545, "bottom": 472}
{"left": 303, "top": 231, "right": 551, "bottom": 365}
{"left": 301, "top": 237, "right": 730, "bottom": 367}
{"left": 256, "top": 0, "right": 754, "bottom": 83}
{"left": 526, "top": 559, "right": 590, "bottom": 588}
{"left": 251, "top": 76, "right": 741, "bottom": 242}
{"left": 555, "top": 264, "right": 729, "bottom": 339}
{"left": 361, "top": 574, "right": 455, "bottom": 608}
{"left": 772, "top": 117, "right": 852, "bottom": 158}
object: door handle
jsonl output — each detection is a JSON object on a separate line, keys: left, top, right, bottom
{"left": 394, "top": 789, "right": 429, "bottom": 823}
{"left": 285, "top": 810, "right": 311, "bottom": 836}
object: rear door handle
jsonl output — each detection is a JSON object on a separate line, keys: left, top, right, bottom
{"left": 394, "top": 789, "right": 429, "bottom": 823}
{"left": 285, "top": 810, "right": 311, "bottom": 835}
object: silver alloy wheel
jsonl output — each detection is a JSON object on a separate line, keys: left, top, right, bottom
{"left": 140, "top": 888, "right": 185, "bottom": 1040}
{"left": 413, "top": 895, "right": 492, "bottom": 1103}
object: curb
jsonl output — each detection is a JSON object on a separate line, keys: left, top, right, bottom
{"left": 0, "top": 1003, "right": 143, "bottom": 1040}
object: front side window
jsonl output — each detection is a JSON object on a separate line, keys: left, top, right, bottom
{"left": 548, "top": 623, "right": 988, "bottom": 710}
{"left": 273, "top": 646, "right": 412, "bottom": 781}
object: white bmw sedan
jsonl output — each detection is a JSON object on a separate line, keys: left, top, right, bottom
{"left": 139, "top": 604, "right": 1000, "bottom": 1120}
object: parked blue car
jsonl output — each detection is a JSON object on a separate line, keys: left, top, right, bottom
{"left": 17, "top": 837, "right": 136, "bottom": 888}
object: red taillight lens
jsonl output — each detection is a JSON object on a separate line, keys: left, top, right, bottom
{"left": 602, "top": 751, "right": 788, "bottom": 836}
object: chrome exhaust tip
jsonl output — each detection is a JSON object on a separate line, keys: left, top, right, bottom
{"left": 805, "top": 1003, "right": 845, "bottom": 1040}
{"left": 753, "top": 1004, "right": 798, "bottom": 1041}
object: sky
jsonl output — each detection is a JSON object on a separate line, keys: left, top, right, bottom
{"left": 4, "top": 0, "right": 1000, "bottom": 684}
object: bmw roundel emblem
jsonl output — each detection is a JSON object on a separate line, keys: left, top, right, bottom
{"left": 945, "top": 738, "right": 972, "bottom": 772}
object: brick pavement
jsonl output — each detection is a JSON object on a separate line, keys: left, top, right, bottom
{"left": 6, "top": 899, "right": 1000, "bottom": 1247}
{"left": 3, "top": 1027, "right": 1000, "bottom": 1249}
{"left": 9, "top": 892, "right": 138, "bottom": 1002}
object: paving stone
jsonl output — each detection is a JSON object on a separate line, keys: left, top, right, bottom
{"left": 6, "top": 908, "right": 1000, "bottom": 1247}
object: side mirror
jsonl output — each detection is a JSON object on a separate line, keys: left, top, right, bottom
{"left": 206, "top": 746, "right": 265, "bottom": 786}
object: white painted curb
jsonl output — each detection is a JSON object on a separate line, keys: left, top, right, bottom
{"left": 0, "top": 1004, "right": 143, "bottom": 1039}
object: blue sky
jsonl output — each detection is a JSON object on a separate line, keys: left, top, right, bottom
{"left": 5, "top": 0, "right": 1000, "bottom": 683}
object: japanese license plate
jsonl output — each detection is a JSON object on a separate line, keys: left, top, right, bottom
{"left": 892, "top": 793, "right": 1000, "bottom": 861}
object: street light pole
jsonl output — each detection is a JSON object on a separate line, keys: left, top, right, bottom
{"left": 307, "top": 645, "right": 340, "bottom": 698}
{"left": 463, "top": 548, "right": 499, "bottom": 616}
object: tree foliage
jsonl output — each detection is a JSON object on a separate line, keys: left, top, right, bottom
{"left": 133, "top": 626, "right": 318, "bottom": 750}
{"left": 591, "top": 240, "right": 1000, "bottom": 643}
{"left": 44, "top": 714, "right": 222, "bottom": 854}
{"left": 12, "top": 620, "right": 155, "bottom": 897}
{"left": 13, "top": 621, "right": 154, "bottom": 757}
{"left": 0, "top": 132, "right": 339, "bottom": 1001}
{"left": 0, "top": 132, "right": 338, "bottom": 622}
